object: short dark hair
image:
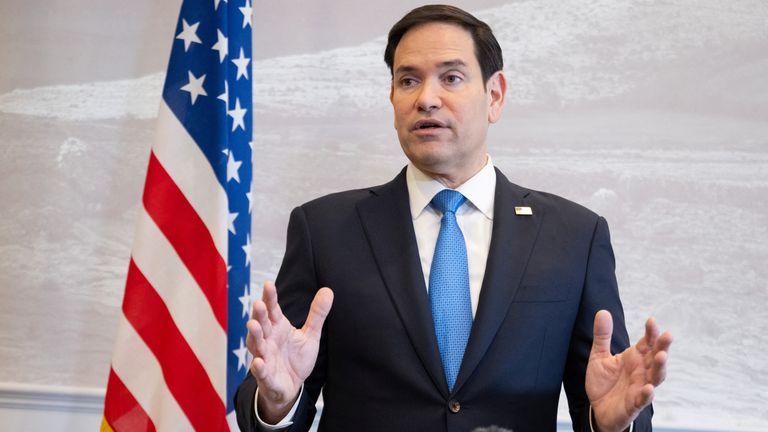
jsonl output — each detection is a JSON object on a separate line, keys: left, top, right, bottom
{"left": 384, "top": 4, "right": 504, "bottom": 84}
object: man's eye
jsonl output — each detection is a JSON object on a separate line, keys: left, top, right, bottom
{"left": 400, "top": 78, "right": 417, "bottom": 87}
{"left": 444, "top": 74, "right": 463, "bottom": 84}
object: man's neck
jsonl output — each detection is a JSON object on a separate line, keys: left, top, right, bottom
{"left": 419, "top": 155, "right": 489, "bottom": 189}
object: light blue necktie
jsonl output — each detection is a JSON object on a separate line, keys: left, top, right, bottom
{"left": 429, "top": 189, "right": 472, "bottom": 393}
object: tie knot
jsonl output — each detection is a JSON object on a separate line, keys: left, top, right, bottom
{"left": 431, "top": 189, "right": 466, "bottom": 215}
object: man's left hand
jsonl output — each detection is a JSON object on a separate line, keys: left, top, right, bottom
{"left": 586, "top": 310, "right": 673, "bottom": 432}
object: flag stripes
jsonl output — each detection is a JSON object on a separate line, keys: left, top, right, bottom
{"left": 109, "top": 315, "right": 194, "bottom": 431}
{"left": 132, "top": 206, "right": 227, "bottom": 393}
{"left": 151, "top": 101, "right": 228, "bottom": 258}
{"left": 143, "top": 151, "right": 228, "bottom": 329}
{"left": 102, "top": 369, "right": 155, "bottom": 432}
{"left": 123, "top": 260, "right": 227, "bottom": 431}
{"left": 102, "top": 0, "right": 253, "bottom": 429}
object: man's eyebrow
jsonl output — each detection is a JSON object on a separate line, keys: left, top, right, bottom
{"left": 394, "top": 59, "right": 469, "bottom": 76}
{"left": 438, "top": 59, "right": 468, "bottom": 69}
{"left": 394, "top": 65, "right": 419, "bottom": 76}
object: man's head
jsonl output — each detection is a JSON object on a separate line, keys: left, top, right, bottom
{"left": 386, "top": 5, "right": 507, "bottom": 187}
{"left": 384, "top": 4, "right": 504, "bottom": 85}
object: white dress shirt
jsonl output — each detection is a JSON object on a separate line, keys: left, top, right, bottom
{"left": 406, "top": 157, "right": 496, "bottom": 317}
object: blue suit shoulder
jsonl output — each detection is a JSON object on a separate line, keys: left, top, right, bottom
{"left": 497, "top": 168, "right": 603, "bottom": 231}
{"left": 299, "top": 185, "right": 378, "bottom": 213}
{"left": 295, "top": 169, "right": 407, "bottom": 220}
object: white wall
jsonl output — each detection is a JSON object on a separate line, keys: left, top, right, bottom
{"left": 0, "top": 384, "right": 103, "bottom": 431}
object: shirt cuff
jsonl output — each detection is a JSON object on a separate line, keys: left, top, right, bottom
{"left": 589, "top": 405, "right": 633, "bottom": 432}
{"left": 253, "top": 385, "right": 303, "bottom": 430}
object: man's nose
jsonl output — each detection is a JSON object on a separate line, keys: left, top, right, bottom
{"left": 416, "top": 79, "right": 442, "bottom": 113}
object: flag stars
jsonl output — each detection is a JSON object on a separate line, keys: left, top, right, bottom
{"left": 242, "top": 234, "right": 252, "bottom": 267}
{"left": 238, "top": 285, "right": 251, "bottom": 318}
{"left": 239, "top": 284, "right": 251, "bottom": 318}
{"left": 227, "top": 150, "right": 242, "bottom": 183}
{"left": 228, "top": 211, "right": 238, "bottom": 234}
{"left": 246, "top": 190, "right": 253, "bottom": 214}
{"left": 232, "top": 48, "right": 251, "bottom": 80}
{"left": 176, "top": 19, "right": 202, "bottom": 52}
{"left": 239, "top": 0, "right": 253, "bottom": 29}
{"left": 233, "top": 338, "right": 249, "bottom": 371}
{"left": 228, "top": 98, "right": 247, "bottom": 132}
{"left": 180, "top": 71, "right": 207, "bottom": 104}
{"left": 214, "top": 0, "right": 228, "bottom": 11}
{"left": 212, "top": 29, "right": 228, "bottom": 63}
{"left": 218, "top": 81, "right": 228, "bottom": 105}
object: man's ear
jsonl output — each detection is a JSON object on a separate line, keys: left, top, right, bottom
{"left": 390, "top": 83, "right": 396, "bottom": 129}
{"left": 486, "top": 71, "right": 507, "bottom": 124}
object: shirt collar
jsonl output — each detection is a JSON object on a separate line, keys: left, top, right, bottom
{"left": 406, "top": 156, "right": 496, "bottom": 220}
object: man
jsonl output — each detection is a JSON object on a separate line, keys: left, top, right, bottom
{"left": 236, "top": 5, "right": 672, "bottom": 432}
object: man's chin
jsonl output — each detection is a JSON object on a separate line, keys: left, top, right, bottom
{"left": 404, "top": 151, "right": 451, "bottom": 172}
{"left": 407, "top": 156, "right": 462, "bottom": 182}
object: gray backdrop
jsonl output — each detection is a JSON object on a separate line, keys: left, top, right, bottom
{"left": 0, "top": 0, "right": 766, "bottom": 429}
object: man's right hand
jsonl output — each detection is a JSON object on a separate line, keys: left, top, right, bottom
{"left": 246, "top": 281, "right": 334, "bottom": 424}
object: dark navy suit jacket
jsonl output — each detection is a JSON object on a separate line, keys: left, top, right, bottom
{"left": 235, "top": 168, "right": 653, "bottom": 431}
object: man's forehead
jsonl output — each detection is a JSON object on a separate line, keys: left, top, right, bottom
{"left": 392, "top": 22, "right": 477, "bottom": 71}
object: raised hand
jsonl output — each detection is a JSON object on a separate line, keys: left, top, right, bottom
{"left": 586, "top": 310, "right": 673, "bottom": 432}
{"left": 246, "top": 281, "right": 334, "bottom": 423}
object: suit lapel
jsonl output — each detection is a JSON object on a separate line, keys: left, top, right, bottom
{"left": 356, "top": 169, "right": 448, "bottom": 396}
{"left": 452, "top": 169, "right": 543, "bottom": 394}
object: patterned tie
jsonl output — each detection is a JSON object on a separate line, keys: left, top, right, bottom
{"left": 429, "top": 189, "right": 472, "bottom": 393}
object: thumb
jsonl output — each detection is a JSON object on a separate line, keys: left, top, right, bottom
{"left": 302, "top": 287, "right": 334, "bottom": 340}
{"left": 591, "top": 309, "right": 614, "bottom": 358}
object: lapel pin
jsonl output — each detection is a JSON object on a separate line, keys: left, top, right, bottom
{"left": 514, "top": 206, "right": 533, "bottom": 216}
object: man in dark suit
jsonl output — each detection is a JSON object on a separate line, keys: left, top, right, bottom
{"left": 236, "top": 5, "right": 672, "bottom": 432}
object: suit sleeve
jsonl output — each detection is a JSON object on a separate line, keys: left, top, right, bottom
{"left": 234, "top": 206, "right": 327, "bottom": 432}
{"left": 563, "top": 216, "right": 653, "bottom": 431}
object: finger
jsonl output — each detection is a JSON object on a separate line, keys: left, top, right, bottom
{"left": 251, "top": 356, "right": 268, "bottom": 381}
{"left": 634, "top": 383, "right": 655, "bottom": 410}
{"left": 263, "top": 281, "right": 285, "bottom": 323}
{"left": 302, "top": 287, "right": 334, "bottom": 340}
{"left": 252, "top": 299, "right": 272, "bottom": 339}
{"left": 246, "top": 319, "right": 266, "bottom": 356}
{"left": 653, "top": 331, "right": 674, "bottom": 355}
{"left": 649, "top": 333, "right": 673, "bottom": 385}
{"left": 644, "top": 328, "right": 672, "bottom": 370}
{"left": 646, "top": 332, "right": 673, "bottom": 386}
{"left": 247, "top": 321, "right": 275, "bottom": 384}
{"left": 648, "top": 350, "right": 668, "bottom": 385}
{"left": 641, "top": 317, "right": 660, "bottom": 354}
{"left": 591, "top": 310, "right": 614, "bottom": 358}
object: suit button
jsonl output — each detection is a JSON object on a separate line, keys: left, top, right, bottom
{"left": 448, "top": 399, "right": 460, "bottom": 413}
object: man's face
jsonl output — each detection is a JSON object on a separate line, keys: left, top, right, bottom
{"left": 390, "top": 22, "right": 505, "bottom": 186}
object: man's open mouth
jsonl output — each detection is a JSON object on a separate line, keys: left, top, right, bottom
{"left": 414, "top": 120, "right": 446, "bottom": 130}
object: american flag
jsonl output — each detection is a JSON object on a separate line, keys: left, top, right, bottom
{"left": 101, "top": 0, "right": 253, "bottom": 430}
